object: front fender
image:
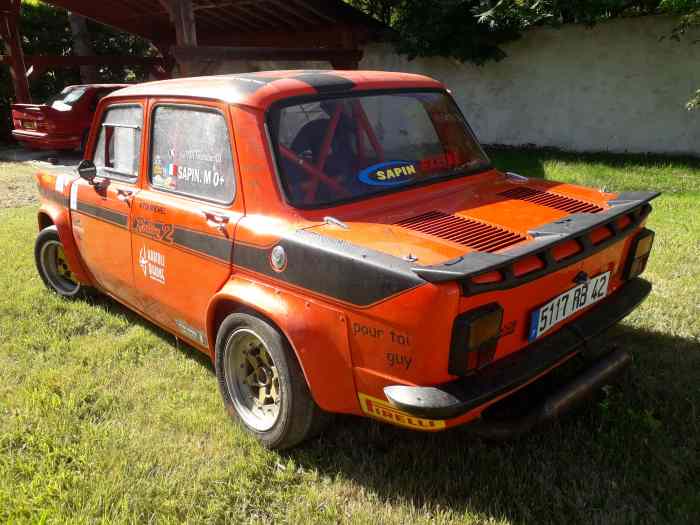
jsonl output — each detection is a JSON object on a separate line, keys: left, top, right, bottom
{"left": 206, "top": 276, "right": 359, "bottom": 414}
{"left": 36, "top": 174, "right": 94, "bottom": 286}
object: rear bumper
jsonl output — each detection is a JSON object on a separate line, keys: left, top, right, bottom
{"left": 12, "top": 129, "right": 80, "bottom": 150}
{"left": 383, "top": 277, "right": 651, "bottom": 420}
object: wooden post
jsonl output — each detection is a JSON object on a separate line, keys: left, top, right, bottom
{"left": 158, "top": 0, "right": 197, "bottom": 76}
{"left": 0, "top": 0, "right": 30, "bottom": 103}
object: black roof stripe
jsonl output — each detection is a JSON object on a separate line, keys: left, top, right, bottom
{"left": 292, "top": 73, "right": 356, "bottom": 94}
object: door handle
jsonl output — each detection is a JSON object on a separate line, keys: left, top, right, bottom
{"left": 116, "top": 188, "right": 134, "bottom": 204}
{"left": 201, "top": 210, "right": 230, "bottom": 235}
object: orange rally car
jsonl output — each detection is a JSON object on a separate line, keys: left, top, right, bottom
{"left": 34, "top": 71, "right": 658, "bottom": 449}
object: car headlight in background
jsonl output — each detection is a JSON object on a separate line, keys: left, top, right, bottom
{"left": 625, "top": 229, "right": 655, "bottom": 279}
{"left": 449, "top": 303, "right": 503, "bottom": 376}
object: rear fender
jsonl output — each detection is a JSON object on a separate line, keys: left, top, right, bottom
{"left": 35, "top": 172, "right": 94, "bottom": 286}
{"left": 206, "top": 276, "right": 358, "bottom": 414}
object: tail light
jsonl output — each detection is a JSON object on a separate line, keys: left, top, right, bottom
{"left": 37, "top": 121, "right": 56, "bottom": 132}
{"left": 625, "top": 229, "right": 655, "bottom": 279}
{"left": 449, "top": 303, "right": 503, "bottom": 376}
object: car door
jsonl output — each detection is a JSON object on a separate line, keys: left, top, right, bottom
{"left": 130, "top": 102, "right": 242, "bottom": 348}
{"left": 70, "top": 103, "right": 143, "bottom": 307}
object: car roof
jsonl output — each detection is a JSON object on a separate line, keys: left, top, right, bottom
{"left": 106, "top": 70, "right": 445, "bottom": 110}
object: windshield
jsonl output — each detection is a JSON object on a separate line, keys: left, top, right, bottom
{"left": 46, "top": 86, "right": 88, "bottom": 110}
{"left": 268, "top": 90, "right": 490, "bottom": 208}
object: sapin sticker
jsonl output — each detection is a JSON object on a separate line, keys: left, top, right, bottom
{"left": 357, "top": 161, "right": 418, "bottom": 187}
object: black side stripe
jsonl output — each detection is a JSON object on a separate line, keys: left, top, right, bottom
{"left": 71, "top": 204, "right": 421, "bottom": 305}
{"left": 76, "top": 200, "right": 128, "bottom": 228}
{"left": 131, "top": 216, "right": 232, "bottom": 263}
{"left": 172, "top": 227, "right": 231, "bottom": 263}
{"left": 233, "top": 230, "right": 424, "bottom": 307}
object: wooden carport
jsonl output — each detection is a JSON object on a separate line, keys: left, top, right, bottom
{"left": 0, "top": 0, "right": 384, "bottom": 103}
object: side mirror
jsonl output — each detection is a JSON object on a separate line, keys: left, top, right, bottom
{"left": 77, "top": 159, "right": 97, "bottom": 184}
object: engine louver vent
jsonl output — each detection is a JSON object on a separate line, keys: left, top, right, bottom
{"left": 395, "top": 211, "right": 526, "bottom": 253}
{"left": 498, "top": 187, "right": 603, "bottom": 214}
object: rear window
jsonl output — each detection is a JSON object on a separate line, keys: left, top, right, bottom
{"left": 47, "top": 86, "right": 88, "bottom": 110}
{"left": 268, "top": 91, "right": 490, "bottom": 208}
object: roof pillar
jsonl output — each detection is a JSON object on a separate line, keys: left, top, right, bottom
{"left": 0, "top": 0, "right": 30, "bottom": 103}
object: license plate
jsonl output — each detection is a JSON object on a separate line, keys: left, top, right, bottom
{"left": 23, "top": 120, "right": 37, "bottom": 129}
{"left": 528, "top": 271, "right": 610, "bottom": 341}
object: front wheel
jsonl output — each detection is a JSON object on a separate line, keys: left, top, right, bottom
{"left": 215, "top": 312, "right": 330, "bottom": 449}
{"left": 34, "top": 226, "right": 85, "bottom": 298}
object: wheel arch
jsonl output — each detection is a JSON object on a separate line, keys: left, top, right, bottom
{"left": 206, "top": 290, "right": 304, "bottom": 373}
{"left": 206, "top": 277, "right": 359, "bottom": 414}
{"left": 37, "top": 203, "right": 94, "bottom": 286}
{"left": 38, "top": 211, "right": 54, "bottom": 231}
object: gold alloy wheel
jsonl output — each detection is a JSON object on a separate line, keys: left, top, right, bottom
{"left": 55, "top": 245, "right": 77, "bottom": 282}
{"left": 224, "top": 328, "right": 281, "bottom": 431}
{"left": 39, "top": 240, "right": 81, "bottom": 296}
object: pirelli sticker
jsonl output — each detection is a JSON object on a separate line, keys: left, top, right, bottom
{"left": 358, "top": 393, "right": 445, "bottom": 431}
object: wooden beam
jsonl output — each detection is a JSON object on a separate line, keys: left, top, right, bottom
{"left": 196, "top": 25, "right": 365, "bottom": 48}
{"left": 291, "top": 0, "right": 336, "bottom": 24}
{"left": 266, "top": 0, "right": 320, "bottom": 26}
{"left": 158, "top": 0, "right": 197, "bottom": 75}
{"left": 0, "top": 0, "right": 30, "bottom": 103}
{"left": 158, "top": 0, "right": 197, "bottom": 46}
{"left": 227, "top": 3, "right": 278, "bottom": 29}
{"left": 0, "top": 54, "right": 167, "bottom": 68}
{"left": 214, "top": 9, "right": 265, "bottom": 31}
{"left": 198, "top": 7, "right": 258, "bottom": 32}
{"left": 171, "top": 45, "right": 363, "bottom": 65}
{"left": 251, "top": 3, "right": 298, "bottom": 30}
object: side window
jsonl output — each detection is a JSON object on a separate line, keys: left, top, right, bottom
{"left": 93, "top": 105, "right": 142, "bottom": 181}
{"left": 150, "top": 106, "right": 235, "bottom": 204}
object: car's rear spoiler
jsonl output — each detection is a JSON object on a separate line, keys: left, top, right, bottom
{"left": 411, "top": 191, "right": 660, "bottom": 294}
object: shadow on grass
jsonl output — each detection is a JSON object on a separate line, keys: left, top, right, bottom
{"left": 287, "top": 325, "right": 699, "bottom": 524}
{"left": 86, "top": 293, "right": 215, "bottom": 374}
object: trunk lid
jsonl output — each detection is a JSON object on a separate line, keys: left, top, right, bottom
{"left": 305, "top": 174, "right": 617, "bottom": 267}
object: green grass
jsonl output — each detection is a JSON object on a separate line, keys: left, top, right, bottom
{"left": 1, "top": 150, "right": 699, "bottom": 524}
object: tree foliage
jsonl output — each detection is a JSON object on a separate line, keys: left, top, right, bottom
{"left": 349, "top": 1, "right": 669, "bottom": 64}
{"left": 660, "top": 0, "right": 700, "bottom": 108}
{"left": 349, "top": 0, "right": 700, "bottom": 109}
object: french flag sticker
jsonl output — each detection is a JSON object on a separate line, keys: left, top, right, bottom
{"left": 167, "top": 164, "right": 178, "bottom": 177}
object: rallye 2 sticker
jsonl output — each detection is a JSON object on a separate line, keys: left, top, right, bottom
{"left": 358, "top": 393, "right": 445, "bottom": 430}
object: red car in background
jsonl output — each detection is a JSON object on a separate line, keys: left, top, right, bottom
{"left": 11, "top": 84, "right": 128, "bottom": 151}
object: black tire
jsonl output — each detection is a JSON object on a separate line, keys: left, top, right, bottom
{"left": 34, "top": 225, "right": 90, "bottom": 298}
{"left": 215, "top": 312, "right": 330, "bottom": 449}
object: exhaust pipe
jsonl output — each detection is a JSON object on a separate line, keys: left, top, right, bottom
{"left": 468, "top": 349, "right": 632, "bottom": 440}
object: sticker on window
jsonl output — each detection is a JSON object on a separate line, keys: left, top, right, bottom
{"left": 150, "top": 107, "right": 235, "bottom": 203}
{"left": 358, "top": 161, "right": 418, "bottom": 187}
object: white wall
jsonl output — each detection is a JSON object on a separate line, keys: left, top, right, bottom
{"left": 360, "top": 16, "right": 700, "bottom": 155}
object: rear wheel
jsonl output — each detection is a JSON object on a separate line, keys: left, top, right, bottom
{"left": 34, "top": 226, "right": 85, "bottom": 298}
{"left": 215, "top": 312, "right": 329, "bottom": 449}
